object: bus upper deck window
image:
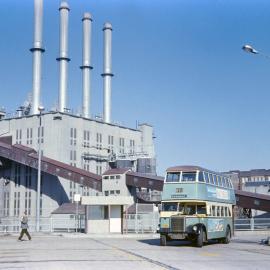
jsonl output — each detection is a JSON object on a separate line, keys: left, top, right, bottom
{"left": 204, "top": 172, "right": 210, "bottom": 183}
{"left": 221, "top": 177, "right": 226, "bottom": 187}
{"left": 213, "top": 175, "right": 217, "bottom": 185}
{"left": 224, "top": 177, "right": 229, "bottom": 188}
{"left": 209, "top": 174, "right": 214, "bottom": 184}
{"left": 198, "top": 171, "right": 204, "bottom": 182}
{"left": 166, "top": 172, "right": 180, "bottom": 182}
{"left": 217, "top": 176, "right": 222, "bottom": 186}
{"left": 182, "top": 172, "right": 196, "bottom": 182}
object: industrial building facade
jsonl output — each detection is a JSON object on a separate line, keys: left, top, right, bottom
{"left": 0, "top": 112, "right": 156, "bottom": 218}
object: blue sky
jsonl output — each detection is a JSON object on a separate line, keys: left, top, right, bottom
{"left": 1, "top": 0, "right": 270, "bottom": 175}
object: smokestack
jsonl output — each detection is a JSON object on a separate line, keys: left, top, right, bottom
{"left": 102, "top": 22, "right": 113, "bottom": 123}
{"left": 30, "top": 0, "right": 45, "bottom": 115}
{"left": 80, "top": 13, "right": 93, "bottom": 118}
{"left": 57, "top": 2, "right": 70, "bottom": 113}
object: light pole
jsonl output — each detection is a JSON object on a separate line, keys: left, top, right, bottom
{"left": 36, "top": 105, "right": 44, "bottom": 232}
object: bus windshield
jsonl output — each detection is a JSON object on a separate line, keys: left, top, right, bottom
{"left": 162, "top": 202, "right": 207, "bottom": 215}
{"left": 162, "top": 202, "right": 178, "bottom": 211}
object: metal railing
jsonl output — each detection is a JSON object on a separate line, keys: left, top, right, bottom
{"left": 234, "top": 218, "right": 270, "bottom": 231}
{"left": 123, "top": 213, "right": 160, "bottom": 234}
{"left": 1, "top": 215, "right": 269, "bottom": 234}
{"left": 0, "top": 216, "right": 85, "bottom": 233}
{"left": 123, "top": 215, "right": 270, "bottom": 234}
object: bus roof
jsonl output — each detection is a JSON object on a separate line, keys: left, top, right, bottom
{"left": 167, "top": 165, "right": 210, "bottom": 173}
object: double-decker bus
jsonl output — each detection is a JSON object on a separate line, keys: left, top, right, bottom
{"left": 159, "top": 165, "right": 236, "bottom": 247}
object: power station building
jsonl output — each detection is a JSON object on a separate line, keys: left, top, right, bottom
{"left": 0, "top": 0, "right": 157, "bottom": 220}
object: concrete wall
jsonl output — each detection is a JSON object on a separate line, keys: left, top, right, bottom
{"left": 87, "top": 220, "right": 109, "bottom": 234}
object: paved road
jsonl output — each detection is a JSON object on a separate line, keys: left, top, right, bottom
{"left": 0, "top": 233, "right": 269, "bottom": 270}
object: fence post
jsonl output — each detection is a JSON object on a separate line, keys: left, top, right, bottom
{"left": 135, "top": 203, "right": 138, "bottom": 234}
{"left": 50, "top": 216, "right": 53, "bottom": 233}
{"left": 250, "top": 218, "right": 254, "bottom": 231}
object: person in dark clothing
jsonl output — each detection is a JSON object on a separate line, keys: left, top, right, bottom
{"left": 18, "top": 211, "right": 31, "bottom": 241}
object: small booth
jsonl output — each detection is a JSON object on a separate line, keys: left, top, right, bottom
{"left": 81, "top": 196, "right": 134, "bottom": 234}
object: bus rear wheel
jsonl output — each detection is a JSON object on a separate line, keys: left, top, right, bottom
{"left": 222, "top": 227, "right": 231, "bottom": 244}
{"left": 160, "top": 235, "right": 167, "bottom": 246}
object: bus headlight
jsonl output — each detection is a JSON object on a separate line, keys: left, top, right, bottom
{"left": 193, "top": 225, "right": 197, "bottom": 231}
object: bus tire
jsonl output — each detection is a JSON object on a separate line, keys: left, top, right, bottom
{"left": 160, "top": 235, "right": 167, "bottom": 246}
{"left": 222, "top": 226, "right": 231, "bottom": 244}
{"left": 195, "top": 229, "right": 205, "bottom": 248}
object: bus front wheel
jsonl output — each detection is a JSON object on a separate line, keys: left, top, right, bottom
{"left": 195, "top": 229, "right": 206, "bottom": 248}
{"left": 160, "top": 235, "right": 167, "bottom": 246}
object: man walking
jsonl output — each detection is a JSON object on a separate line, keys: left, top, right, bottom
{"left": 18, "top": 211, "right": 31, "bottom": 241}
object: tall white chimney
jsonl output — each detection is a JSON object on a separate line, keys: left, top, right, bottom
{"left": 102, "top": 22, "right": 113, "bottom": 123}
{"left": 31, "top": 0, "right": 45, "bottom": 115}
{"left": 57, "top": 2, "right": 70, "bottom": 113}
{"left": 81, "top": 13, "right": 93, "bottom": 118}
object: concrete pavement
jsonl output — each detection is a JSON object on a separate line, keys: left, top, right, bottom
{"left": 0, "top": 232, "right": 269, "bottom": 270}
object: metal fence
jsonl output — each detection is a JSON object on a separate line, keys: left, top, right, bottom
{"left": 1, "top": 215, "right": 270, "bottom": 234}
{"left": 234, "top": 218, "right": 270, "bottom": 231}
{"left": 0, "top": 216, "right": 85, "bottom": 233}
{"left": 123, "top": 215, "right": 270, "bottom": 233}
{"left": 123, "top": 212, "right": 160, "bottom": 233}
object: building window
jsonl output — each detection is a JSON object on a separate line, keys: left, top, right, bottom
{"left": 96, "top": 161, "right": 102, "bottom": 175}
{"left": 129, "top": 139, "right": 135, "bottom": 154}
{"left": 14, "top": 192, "right": 17, "bottom": 216}
{"left": 7, "top": 192, "right": 9, "bottom": 216}
{"left": 25, "top": 167, "right": 32, "bottom": 188}
{"left": 119, "top": 138, "right": 125, "bottom": 154}
{"left": 4, "top": 192, "right": 9, "bottom": 216}
{"left": 17, "top": 192, "right": 20, "bottom": 216}
{"left": 108, "top": 135, "right": 114, "bottom": 153}
{"left": 14, "top": 192, "right": 20, "bottom": 216}
{"left": 70, "top": 128, "right": 77, "bottom": 146}
{"left": 96, "top": 133, "right": 102, "bottom": 150}
{"left": 88, "top": 206, "right": 108, "bottom": 220}
{"left": 16, "top": 129, "right": 22, "bottom": 144}
{"left": 38, "top": 126, "right": 44, "bottom": 144}
{"left": 83, "top": 130, "right": 90, "bottom": 147}
{"left": 14, "top": 164, "right": 21, "bottom": 187}
{"left": 27, "top": 128, "right": 33, "bottom": 145}
{"left": 70, "top": 150, "right": 77, "bottom": 166}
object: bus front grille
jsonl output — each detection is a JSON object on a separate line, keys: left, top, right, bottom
{"left": 171, "top": 217, "right": 185, "bottom": 232}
